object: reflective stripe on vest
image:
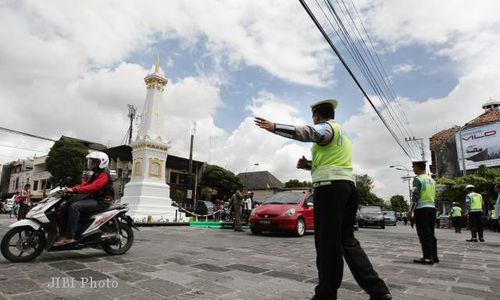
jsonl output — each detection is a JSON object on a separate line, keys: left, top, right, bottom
{"left": 311, "top": 120, "right": 353, "bottom": 183}
{"left": 469, "top": 192, "right": 483, "bottom": 212}
{"left": 415, "top": 174, "right": 436, "bottom": 209}
{"left": 451, "top": 206, "right": 462, "bottom": 217}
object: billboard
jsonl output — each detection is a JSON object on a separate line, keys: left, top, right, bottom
{"left": 455, "top": 121, "right": 500, "bottom": 170}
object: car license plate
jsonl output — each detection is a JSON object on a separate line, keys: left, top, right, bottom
{"left": 259, "top": 220, "right": 271, "bottom": 225}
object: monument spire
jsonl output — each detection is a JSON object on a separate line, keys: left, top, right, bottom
{"left": 155, "top": 53, "right": 160, "bottom": 73}
{"left": 121, "top": 56, "right": 183, "bottom": 223}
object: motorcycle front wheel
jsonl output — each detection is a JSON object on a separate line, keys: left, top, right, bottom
{"left": 1, "top": 226, "right": 45, "bottom": 262}
{"left": 102, "top": 222, "right": 134, "bottom": 255}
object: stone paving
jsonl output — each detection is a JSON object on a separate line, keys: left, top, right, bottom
{"left": 0, "top": 213, "right": 499, "bottom": 299}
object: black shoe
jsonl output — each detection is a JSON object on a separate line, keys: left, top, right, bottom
{"left": 432, "top": 257, "right": 439, "bottom": 263}
{"left": 466, "top": 238, "right": 478, "bottom": 242}
{"left": 413, "top": 258, "right": 433, "bottom": 265}
{"left": 479, "top": 238, "right": 485, "bottom": 242}
{"left": 370, "top": 293, "right": 392, "bottom": 300}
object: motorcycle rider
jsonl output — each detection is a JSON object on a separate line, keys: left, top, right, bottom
{"left": 53, "top": 151, "right": 114, "bottom": 246}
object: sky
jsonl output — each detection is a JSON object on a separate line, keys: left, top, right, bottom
{"left": 0, "top": 0, "right": 498, "bottom": 201}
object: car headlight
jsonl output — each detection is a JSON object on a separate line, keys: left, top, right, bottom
{"left": 250, "top": 208, "right": 256, "bottom": 216}
{"left": 378, "top": 215, "right": 384, "bottom": 220}
{"left": 359, "top": 214, "right": 363, "bottom": 219}
{"left": 282, "top": 208, "right": 296, "bottom": 216}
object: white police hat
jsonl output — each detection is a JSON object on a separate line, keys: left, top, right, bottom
{"left": 465, "top": 184, "right": 475, "bottom": 189}
{"left": 311, "top": 99, "right": 338, "bottom": 111}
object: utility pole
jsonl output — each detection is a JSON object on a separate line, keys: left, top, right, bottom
{"left": 187, "top": 122, "right": 196, "bottom": 209}
{"left": 127, "top": 105, "right": 137, "bottom": 144}
{"left": 406, "top": 137, "right": 425, "bottom": 161}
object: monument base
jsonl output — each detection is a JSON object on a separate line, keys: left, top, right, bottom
{"left": 121, "top": 181, "right": 185, "bottom": 223}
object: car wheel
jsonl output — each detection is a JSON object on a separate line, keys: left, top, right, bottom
{"left": 250, "top": 228, "right": 261, "bottom": 235}
{"left": 294, "top": 218, "right": 306, "bottom": 237}
{"left": 380, "top": 224, "right": 385, "bottom": 229}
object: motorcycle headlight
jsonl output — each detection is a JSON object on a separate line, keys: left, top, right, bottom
{"left": 282, "top": 208, "right": 296, "bottom": 216}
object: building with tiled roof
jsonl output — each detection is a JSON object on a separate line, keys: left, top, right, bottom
{"left": 430, "top": 100, "right": 500, "bottom": 178}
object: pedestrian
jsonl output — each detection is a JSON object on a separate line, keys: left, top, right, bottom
{"left": 410, "top": 159, "right": 439, "bottom": 265}
{"left": 450, "top": 202, "right": 462, "bottom": 233}
{"left": 403, "top": 213, "right": 408, "bottom": 226}
{"left": 464, "top": 184, "right": 485, "bottom": 242}
{"left": 244, "top": 192, "right": 253, "bottom": 221}
{"left": 254, "top": 99, "right": 391, "bottom": 300}
{"left": 17, "top": 183, "right": 32, "bottom": 220}
{"left": 230, "top": 187, "right": 244, "bottom": 231}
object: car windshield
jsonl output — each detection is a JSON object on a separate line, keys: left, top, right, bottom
{"left": 383, "top": 211, "right": 395, "bottom": 216}
{"left": 360, "top": 207, "right": 381, "bottom": 213}
{"left": 263, "top": 192, "right": 303, "bottom": 205}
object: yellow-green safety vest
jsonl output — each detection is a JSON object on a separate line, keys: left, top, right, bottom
{"left": 311, "top": 120, "right": 353, "bottom": 183}
{"left": 414, "top": 174, "right": 436, "bottom": 209}
{"left": 451, "top": 206, "right": 462, "bottom": 217}
{"left": 468, "top": 192, "right": 483, "bottom": 212}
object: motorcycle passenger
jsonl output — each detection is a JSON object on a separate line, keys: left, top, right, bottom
{"left": 53, "top": 151, "right": 114, "bottom": 246}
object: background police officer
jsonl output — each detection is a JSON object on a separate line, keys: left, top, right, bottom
{"left": 411, "top": 160, "right": 438, "bottom": 265}
{"left": 465, "top": 184, "right": 485, "bottom": 242}
{"left": 450, "top": 202, "right": 462, "bottom": 233}
{"left": 254, "top": 99, "right": 391, "bottom": 300}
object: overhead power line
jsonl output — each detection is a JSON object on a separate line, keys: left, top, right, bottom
{"left": 0, "top": 126, "right": 56, "bottom": 142}
{"left": 299, "top": 0, "right": 414, "bottom": 158}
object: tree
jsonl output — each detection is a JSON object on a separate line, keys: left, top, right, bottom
{"left": 390, "top": 195, "right": 409, "bottom": 212}
{"left": 436, "top": 165, "right": 500, "bottom": 209}
{"left": 355, "top": 174, "right": 387, "bottom": 207}
{"left": 284, "top": 179, "right": 311, "bottom": 188}
{"left": 46, "top": 139, "right": 88, "bottom": 186}
{"left": 200, "top": 165, "right": 242, "bottom": 200}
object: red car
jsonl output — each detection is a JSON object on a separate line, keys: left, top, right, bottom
{"left": 249, "top": 191, "right": 313, "bottom": 237}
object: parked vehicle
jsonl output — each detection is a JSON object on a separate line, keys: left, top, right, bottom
{"left": 1, "top": 185, "right": 138, "bottom": 262}
{"left": 3, "top": 195, "right": 15, "bottom": 213}
{"left": 358, "top": 206, "right": 385, "bottom": 229}
{"left": 382, "top": 210, "right": 397, "bottom": 226}
{"left": 249, "top": 191, "right": 313, "bottom": 237}
{"left": 194, "top": 200, "right": 215, "bottom": 216}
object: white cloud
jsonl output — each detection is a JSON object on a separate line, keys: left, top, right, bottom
{"left": 392, "top": 63, "right": 421, "bottom": 74}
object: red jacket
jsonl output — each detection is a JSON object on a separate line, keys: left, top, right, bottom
{"left": 73, "top": 172, "right": 109, "bottom": 194}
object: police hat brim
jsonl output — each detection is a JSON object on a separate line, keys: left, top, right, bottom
{"left": 311, "top": 99, "right": 338, "bottom": 111}
{"left": 411, "top": 159, "right": 427, "bottom": 164}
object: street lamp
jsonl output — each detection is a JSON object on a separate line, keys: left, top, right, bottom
{"left": 389, "top": 165, "right": 413, "bottom": 206}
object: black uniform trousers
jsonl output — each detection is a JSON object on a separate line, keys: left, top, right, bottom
{"left": 414, "top": 207, "right": 438, "bottom": 260}
{"left": 468, "top": 211, "right": 483, "bottom": 239}
{"left": 451, "top": 216, "right": 461, "bottom": 233}
{"left": 313, "top": 180, "right": 389, "bottom": 299}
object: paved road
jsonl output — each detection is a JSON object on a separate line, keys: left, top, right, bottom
{"left": 0, "top": 214, "right": 499, "bottom": 299}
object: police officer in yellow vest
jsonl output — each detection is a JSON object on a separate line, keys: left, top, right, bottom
{"left": 410, "top": 159, "right": 438, "bottom": 265}
{"left": 450, "top": 202, "right": 462, "bottom": 233}
{"left": 255, "top": 99, "right": 391, "bottom": 300}
{"left": 465, "top": 184, "right": 485, "bottom": 242}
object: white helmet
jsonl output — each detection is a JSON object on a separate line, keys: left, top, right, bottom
{"left": 86, "top": 151, "right": 109, "bottom": 169}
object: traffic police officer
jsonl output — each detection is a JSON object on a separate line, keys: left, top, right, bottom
{"left": 465, "top": 184, "right": 485, "bottom": 242}
{"left": 410, "top": 159, "right": 438, "bottom": 264}
{"left": 254, "top": 99, "right": 391, "bottom": 300}
{"left": 450, "top": 202, "right": 462, "bottom": 233}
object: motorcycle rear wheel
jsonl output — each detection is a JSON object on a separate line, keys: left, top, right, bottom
{"left": 1, "top": 226, "right": 45, "bottom": 262}
{"left": 102, "top": 222, "right": 134, "bottom": 255}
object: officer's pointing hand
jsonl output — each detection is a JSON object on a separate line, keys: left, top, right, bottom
{"left": 254, "top": 117, "right": 275, "bottom": 132}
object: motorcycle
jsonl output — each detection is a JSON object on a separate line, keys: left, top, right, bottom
{"left": 1, "top": 185, "right": 138, "bottom": 262}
